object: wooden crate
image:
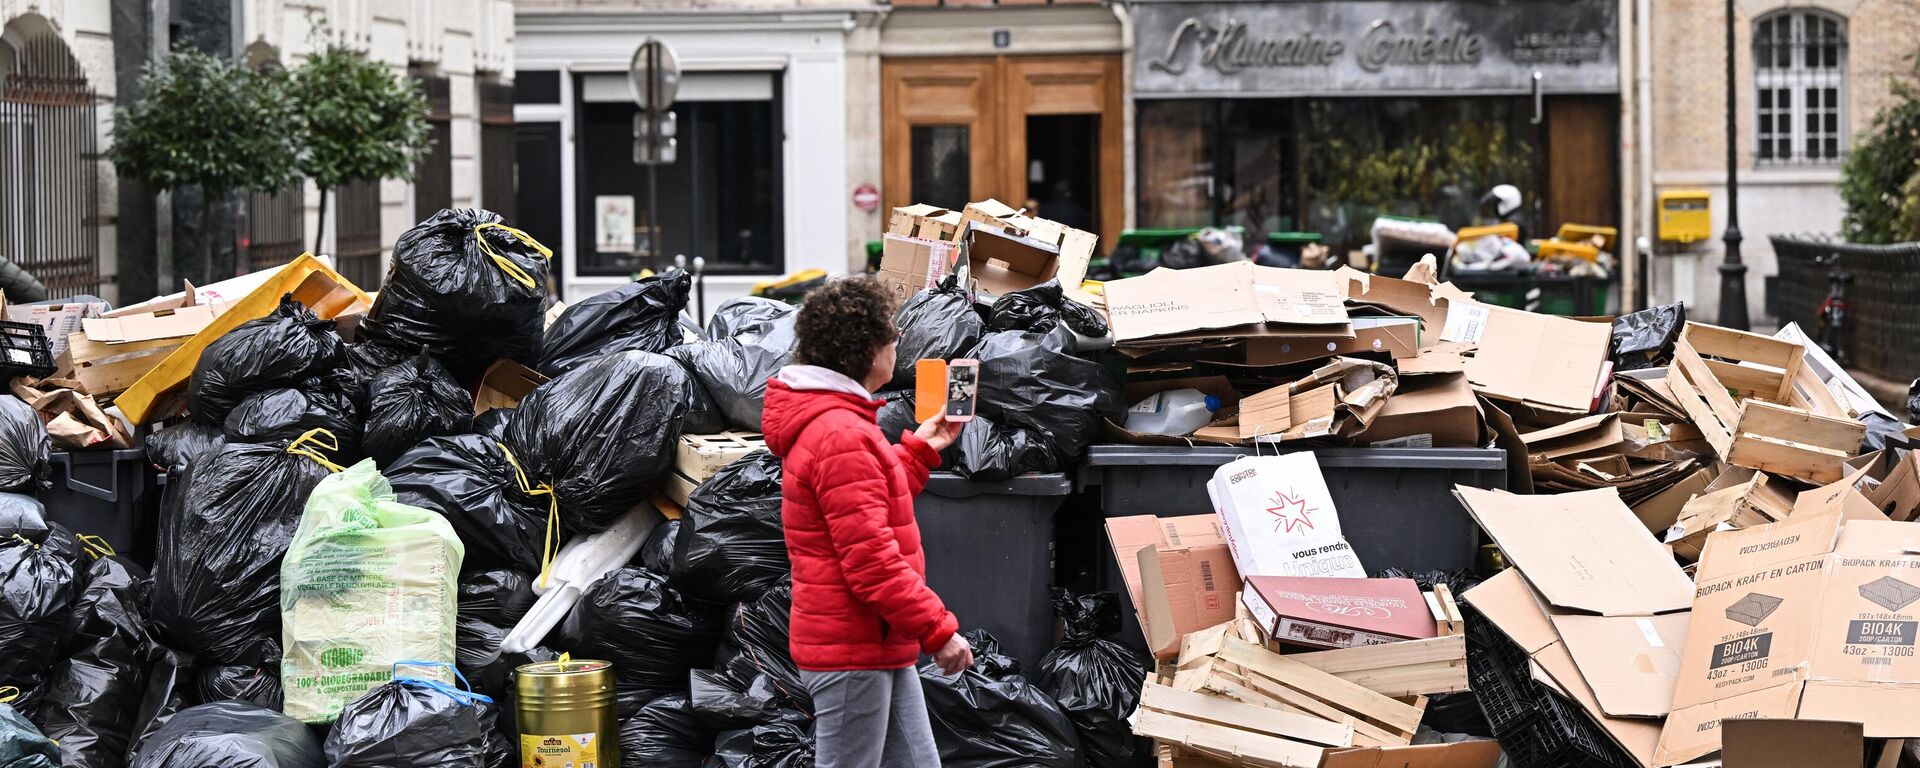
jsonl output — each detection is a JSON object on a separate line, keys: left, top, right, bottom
{"left": 675, "top": 431, "right": 766, "bottom": 482}
{"left": 1667, "top": 323, "right": 1864, "bottom": 484}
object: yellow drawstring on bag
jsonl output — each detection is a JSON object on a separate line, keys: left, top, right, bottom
{"left": 77, "top": 534, "right": 115, "bottom": 560}
{"left": 8, "top": 533, "right": 35, "bottom": 549}
{"left": 0, "top": 686, "right": 17, "bottom": 704}
{"left": 473, "top": 222, "right": 554, "bottom": 291}
{"left": 497, "top": 442, "right": 561, "bottom": 589}
{"left": 286, "top": 428, "right": 347, "bottom": 473}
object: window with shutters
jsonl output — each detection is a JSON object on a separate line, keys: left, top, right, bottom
{"left": 1754, "top": 9, "right": 1847, "bottom": 164}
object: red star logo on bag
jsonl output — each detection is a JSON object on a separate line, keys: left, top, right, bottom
{"left": 1265, "top": 490, "right": 1317, "bottom": 534}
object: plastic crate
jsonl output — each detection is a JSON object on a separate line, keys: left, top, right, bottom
{"left": 0, "top": 321, "right": 56, "bottom": 380}
{"left": 42, "top": 448, "right": 159, "bottom": 565}
{"left": 1462, "top": 610, "right": 1541, "bottom": 735}
{"left": 915, "top": 472, "right": 1071, "bottom": 671}
{"left": 1081, "top": 445, "right": 1506, "bottom": 652}
{"left": 1501, "top": 688, "right": 1637, "bottom": 768}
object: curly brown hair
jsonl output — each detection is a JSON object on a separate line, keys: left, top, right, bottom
{"left": 794, "top": 277, "right": 899, "bottom": 380}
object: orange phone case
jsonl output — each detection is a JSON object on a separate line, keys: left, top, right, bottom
{"left": 915, "top": 359, "right": 948, "bottom": 423}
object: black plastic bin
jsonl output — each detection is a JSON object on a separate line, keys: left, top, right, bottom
{"left": 42, "top": 448, "right": 160, "bottom": 565}
{"left": 915, "top": 472, "right": 1071, "bottom": 672}
{"left": 1079, "top": 445, "right": 1507, "bottom": 651}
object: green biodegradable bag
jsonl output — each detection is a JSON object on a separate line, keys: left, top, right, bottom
{"left": 281, "top": 458, "right": 465, "bottom": 723}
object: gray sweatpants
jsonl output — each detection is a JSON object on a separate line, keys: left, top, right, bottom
{"left": 801, "top": 666, "right": 942, "bottom": 768}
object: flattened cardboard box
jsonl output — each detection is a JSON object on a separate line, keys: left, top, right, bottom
{"left": 1443, "top": 299, "right": 1611, "bottom": 414}
{"left": 1103, "top": 261, "right": 1352, "bottom": 344}
{"left": 1318, "top": 739, "right": 1502, "bottom": 768}
{"left": 1236, "top": 316, "right": 1420, "bottom": 368}
{"left": 1242, "top": 576, "right": 1436, "bottom": 650}
{"left": 1658, "top": 512, "right": 1920, "bottom": 766}
{"left": 1455, "top": 486, "right": 1694, "bottom": 616}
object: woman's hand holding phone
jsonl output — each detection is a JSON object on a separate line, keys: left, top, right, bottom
{"left": 915, "top": 414, "right": 963, "bottom": 453}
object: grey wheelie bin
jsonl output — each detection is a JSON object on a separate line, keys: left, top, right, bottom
{"left": 914, "top": 471, "right": 1073, "bottom": 671}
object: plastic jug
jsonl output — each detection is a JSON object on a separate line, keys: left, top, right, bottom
{"left": 1124, "top": 388, "right": 1222, "bottom": 437}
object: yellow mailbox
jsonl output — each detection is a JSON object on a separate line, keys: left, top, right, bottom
{"left": 1658, "top": 189, "right": 1712, "bottom": 243}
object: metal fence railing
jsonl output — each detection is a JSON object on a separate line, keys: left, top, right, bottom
{"left": 1772, "top": 234, "right": 1920, "bottom": 383}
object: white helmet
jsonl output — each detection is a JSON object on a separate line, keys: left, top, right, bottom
{"left": 1485, "top": 184, "right": 1522, "bottom": 219}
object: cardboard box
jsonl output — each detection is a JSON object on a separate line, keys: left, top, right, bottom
{"left": 1206, "top": 454, "right": 1366, "bottom": 580}
{"left": 949, "top": 200, "right": 1095, "bottom": 296}
{"left": 1242, "top": 576, "right": 1436, "bottom": 650}
{"left": 1719, "top": 719, "right": 1866, "bottom": 768}
{"left": 1237, "top": 316, "right": 1420, "bottom": 368}
{"left": 1337, "top": 268, "right": 1458, "bottom": 348}
{"left": 8, "top": 301, "right": 107, "bottom": 357}
{"left": 1629, "top": 466, "right": 1713, "bottom": 534}
{"left": 1868, "top": 449, "right": 1920, "bottom": 522}
{"left": 81, "top": 303, "right": 223, "bottom": 344}
{"left": 1456, "top": 486, "right": 1694, "bottom": 616}
{"left": 1352, "top": 371, "right": 1480, "bottom": 448}
{"left": 888, "top": 203, "right": 963, "bottom": 242}
{"left": 1105, "top": 514, "right": 1241, "bottom": 659}
{"left": 1657, "top": 509, "right": 1920, "bottom": 765}
{"left": 1319, "top": 741, "right": 1502, "bottom": 768}
{"left": 1463, "top": 569, "right": 1667, "bottom": 768}
{"left": 875, "top": 234, "right": 958, "bottom": 303}
{"left": 474, "top": 359, "right": 548, "bottom": 414}
{"left": 1103, "top": 261, "right": 1352, "bottom": 345}
{"left": 1443, "top": 299, "right": 1611, "bottom": 414}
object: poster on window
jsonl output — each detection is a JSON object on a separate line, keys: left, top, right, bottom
{"left": 595, "top": 195, "right": 636, "bottom": 253}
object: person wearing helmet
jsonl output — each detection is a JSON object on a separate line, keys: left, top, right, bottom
{"left": 1480, "top": 184, "right": 1527, "bottom": 241}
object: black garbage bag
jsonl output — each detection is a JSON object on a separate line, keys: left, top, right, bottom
{"left": 1160, "top": 238, "right": 1206, "bottom": 270}
{"left": 619, "top": 692, "right": 713, "bottom": 768}
{"left": 670, "top": 452, "right": 788, "bottom": 604}
{"left": 471, "top": 409, "right": 513, "bottom": 443}
{"left": 131, "top": 700, "right": 322, "bottom": 768}
{"left": 36, "top": 522, "right": 85, "bottom": 570}
{"left": 459, "top": 569, "right": 537, "bottom": 626}
{"left": 127, "top": 647, "right": 194, "bottom": 765}
{"left": 1909, "top": 379, "right": 1920, "bottom": 426}
{"left": 0, "top": 703, "right": 58, "bottom": 767}
{"left": 0, "top": 535, "right": 81, "bottom": 711}
{"left": 150, "top": 439, "right": 338, "bottom": 666}
{"left": 1033, "top": 590, "right": 1146, "bottom": 768}
{"left": 969, "top": 328, "right": 1123, "bottom": 466}
{"left": 0, "top": 493, "right": 45, "bottom": 541}
{"left": 453, "top": 635, "right": 557, "bottom": 763}
{"left": 1610, "top": 302, "right": 1686, "bottom": 371}
{"left": 665, "top": 297, "right": 798, "bottom": 432}
{"left": 540, "top": 270, "right": 693, "bottom": 377}
{"left": 358, "top": 208, "right": 553, "bottom": 382}
{"left": 196, "top": 661, "right": 282, "bottom": 710}
{"left": 714, "top": 583, "right": 808, "bottom": 716}
{"left": 505, "top": 351, "right": 689, "bottom": 535}
{"left": 1860, "top": 411, "right": 1914, "bottom": 455}
{"left": 687, "top": 670, "right": 807, "bottom": 731}
{"left": 888, "top": 275, "right": 984, "bottom": 390}
{"left": 35, "top": 554, "right": 151, "bottom": 768}
{"left": 144, "top": 422, "right": 225, "bottom": 472}
{"left": 706, "top": 721, "right": 814, "bottom": 768}
{"left": 389, "top": 435, "right": 550, "bottom": 574}
{"left": 188, "top": 295, "right": 347, "bottom": 425}
{"left": 0, "top": 394, "right": 48, "bottom": 493}
{"left": 638, "top": 519, "right": 679, "bottom": 574}
{"left": 221, "top": 384, "right": 360, "bottom": 450}
{"left": 677, "top": 376, "right": 728, "bottom": 436}
{"left": 553, "top": 567, "right": 724, "bottom": 716}
{"left": 919, "top": 629, "right": 1081, "bottom": 768}
{"left": 948, "top": 415, "right": 1055, "bottom": 480}
{"left": 323, "top": 671, "right": 509, "bottom": 768}
{"left": 986, "top": 279, "right": 1108, "bottom": 338}
{"left": 363, "top": 351, "right": 474, "bottom": 467}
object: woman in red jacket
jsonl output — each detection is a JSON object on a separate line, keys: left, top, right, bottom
{"left": 761, "top": 276, "right": 972, "bottom": 768}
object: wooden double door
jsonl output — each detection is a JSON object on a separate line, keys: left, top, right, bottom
{"left": 882, "top": 55, "right": 1124, "bottom": 248}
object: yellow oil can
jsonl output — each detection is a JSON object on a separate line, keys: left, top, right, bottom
{"left": 517, "top": 658, "right": 618, "bottom": 768}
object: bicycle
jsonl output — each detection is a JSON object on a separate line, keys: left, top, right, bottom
{"left": 1814, "top": 250, "right": 1853, "bottom": 367}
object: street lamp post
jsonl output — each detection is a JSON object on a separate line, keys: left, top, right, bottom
{"left": 1718, "top": 0, "right": 1751, "bottom": 330}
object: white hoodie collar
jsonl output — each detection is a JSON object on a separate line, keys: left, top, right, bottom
{"left": 775, "top": 365, "right": 874, "bottom": 400}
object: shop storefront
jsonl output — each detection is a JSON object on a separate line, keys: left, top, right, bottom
{"left": 1129, "top": 0, "right": 1623, "bottom": 257}
{"left": 513, "top": 9, "right": 858, "bottom": 305}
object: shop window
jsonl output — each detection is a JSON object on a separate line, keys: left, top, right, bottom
{"left": 1754, "top": 9, "right": 1846, "bottom": 164}
{"left": 575, "top": 72, "right": 783, "bottom": 277}
{"left": 1302, "top": 98, "right": 1538, "bottom": 255}
{"left": 1137, "top": 100, "right": 1215, "bottom": 229}
{"left": 412, "top": 66, "right": 453, "bottom": 220}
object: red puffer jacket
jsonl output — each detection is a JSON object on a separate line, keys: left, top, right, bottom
{"left": 762, "top": 376, "right": 958, "bottom": 671}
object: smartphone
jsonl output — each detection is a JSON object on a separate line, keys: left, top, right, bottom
{"left": 945, "top": 359, "right": 979, "bottom": 422}
{"left": 915, "top": 359, "right": 948, "bottom": 423}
